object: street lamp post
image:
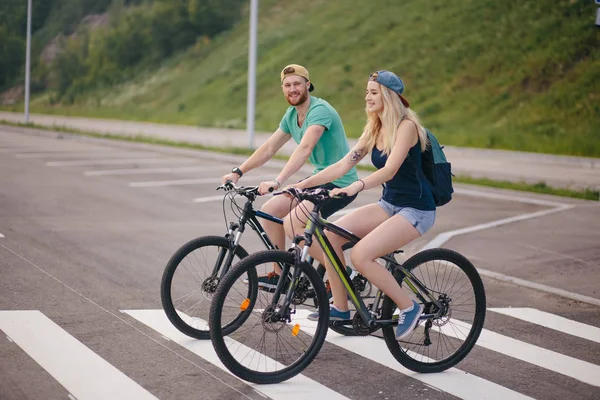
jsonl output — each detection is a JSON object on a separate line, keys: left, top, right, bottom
{"left": 24, "top": 0, "right": 32, "bottom": 124}
{"left": 247, "top": 0, "right": 258, "bottom": 149}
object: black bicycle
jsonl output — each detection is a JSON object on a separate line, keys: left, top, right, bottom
{"left": 209, "top": 188, "right": 486, "bottom": 384}
{"left": 160, "top": 183, "right": 371, "bottom": 339}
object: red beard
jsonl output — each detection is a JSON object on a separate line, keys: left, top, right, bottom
{"left": 286, "top": 90, "right": 308, "bottom": 106}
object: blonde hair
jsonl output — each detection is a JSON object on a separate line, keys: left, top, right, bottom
{"left": 361, "top": 74, "right": 428, "bottom": 155}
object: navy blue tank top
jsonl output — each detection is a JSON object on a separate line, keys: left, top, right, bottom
{"left": 371, "top": 141, "right": 436, "bottom": 210}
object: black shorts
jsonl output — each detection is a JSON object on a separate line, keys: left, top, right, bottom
{"left": 302, "top": 181, "right": 358, "bottom": 219}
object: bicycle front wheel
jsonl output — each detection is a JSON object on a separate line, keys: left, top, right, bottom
{"left": 381, "top": 248, "right": 486, "bottom": 373}
{"left": 160, "top": 235, "right": 253, "bottom": 339}
{"left": 209, "top": 250, "right": 330, "bottom": 384}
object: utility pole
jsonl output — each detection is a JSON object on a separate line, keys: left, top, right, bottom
{"left": 24, "top": 0, "right": 32, "bottom": 124}
{"left": 247, "top": 0, "right": 258, "bottom": 148}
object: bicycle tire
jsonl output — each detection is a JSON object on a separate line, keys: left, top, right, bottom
{"left": 209, "top": 250, "right": 330, "bottom": 384}
{"left": 381, "top": 248, "right": 486, "bottom": 373}
{"left": 160, "top": 235, "right": 254, "bottom": 339}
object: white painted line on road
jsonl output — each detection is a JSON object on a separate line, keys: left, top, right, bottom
{"left": 0, "top": 242, "right": 262, "bottom": 399}
{"left": 122, "top": 310, "right": 350, "bottom": 400}
{"left": 0, "top": 233, "right": 4, "bottom": 238}
{"left": 0, "top": 310, "right": 158, "bottom": 400}
{"left": 478, "top": 269, "right": 600, "bottom": 307}
{"left": 489, "top": 307, "right": 600, "bottom": 344}
{"left": 86, "top": 165, "right": 226, "bottom": 176}
{"left": 453, "top": 187, "right": 572, "bottom": 208}
{"left": 47, "top": 158, "right": 191, "bottom": 167}
{"left": 193, "top": 195, "right": 229, "bottom": 203}
{"left": 0, "top": 147, "right": 53, "bottom": 153}
{"left": 418, "top": 188, "right": 598, "bottom": 304}
{"left": 131, "top": 174, "right": 276, "bottom": 188}
{"left": 293, "top": 309, "right": 532, "bottom": 400}
{"left": 441, "top": 319, "right": 600, "bottom": 387}
{"left": 17, "top": 151, "right": 158, "bottom": 159}
{"left": 422, "top": 203, "right": 574, "bottom": 250}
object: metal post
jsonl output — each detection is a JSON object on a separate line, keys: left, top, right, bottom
{"left": 24, "top": 0, "right": 32, "bottom": 124}
{"left": 247, "top": 0, "right": 258, "bottom": 149}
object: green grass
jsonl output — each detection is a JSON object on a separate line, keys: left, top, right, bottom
{"left": 2, "top": 0, "right": 599, "bottom": 157}
{"left": 3, "top": 119, "right": 597, "bottom": 202}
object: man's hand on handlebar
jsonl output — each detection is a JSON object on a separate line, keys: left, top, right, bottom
{"left": 221, "top": 173, "right": 240, "bottom": 185}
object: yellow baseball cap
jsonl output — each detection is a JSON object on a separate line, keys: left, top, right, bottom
{"left": 280, "top": 64, "right": 314, "bottom": 92}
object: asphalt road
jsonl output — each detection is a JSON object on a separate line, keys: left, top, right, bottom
{"left": 1, "top": 127, "right": 599, "bottom": 400}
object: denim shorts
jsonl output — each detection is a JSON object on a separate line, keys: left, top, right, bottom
{"left": 377, "top": 199, "right": 436, "bottom": 236}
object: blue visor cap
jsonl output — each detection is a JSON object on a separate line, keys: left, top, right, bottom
{"left": 372, "top": 70, "right": 410, "bottom": 108}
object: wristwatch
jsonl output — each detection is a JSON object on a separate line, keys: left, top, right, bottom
{"left": 231, "top": 167, "right": 243, "bottom": 177}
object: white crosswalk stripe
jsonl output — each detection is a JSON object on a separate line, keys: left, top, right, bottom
{"left": 489, "top": 307, "right": 600, "bottom": 344}
{"left": 122, "top": 309, "right": 350, "bottom": 400}
{"left": 0, "top": 310, "right": 158, "bottom": 400}
{"left": 439, "top": 319, "right": 600, "bottom": 387}
{"left": 2, "top": 307, "right": 600, "bottom": 399}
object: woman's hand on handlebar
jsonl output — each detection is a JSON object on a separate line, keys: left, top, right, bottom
{"left": 258, "top": 180, "right": 280, "bottom": 195}
{"left": 330, "top": 182, "right": 361, "bottom": 198}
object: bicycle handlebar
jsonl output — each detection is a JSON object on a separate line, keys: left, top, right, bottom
{"left": 216, "top": 181, "right": 259, "bottom": 197}
{"left": 274, "top": 187, "right": 346, "bottom": 204}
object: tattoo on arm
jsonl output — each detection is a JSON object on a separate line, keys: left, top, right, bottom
{"left": 348, "top": 148, "right": 365, "bottom": 164}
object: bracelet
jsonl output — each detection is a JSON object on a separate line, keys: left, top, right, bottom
{"left": 273, "top": 179, "right": 281, "bottom": 188}
{"left": 357, "top": 179, "right": 365, "bottom": 192}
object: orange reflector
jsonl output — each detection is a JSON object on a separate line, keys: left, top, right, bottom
{"left": 240, "top": 298, "right": 250, "bottom": 311}
{"left": 292, "top": 324, "right": 300, "bottom": 336}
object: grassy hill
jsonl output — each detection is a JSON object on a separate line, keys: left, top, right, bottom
{"left": 7, "top": 0, "right": 600, "bottom": 156}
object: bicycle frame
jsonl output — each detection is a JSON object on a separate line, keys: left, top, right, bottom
{"left": 291, "top": 210, "right": 444, "bottom": 329}
{"left": 212, "top": 190, "right": 313, "bottom": 280}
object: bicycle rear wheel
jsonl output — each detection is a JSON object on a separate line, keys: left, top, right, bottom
{"left": 381, "top": 248, "right": 486, "bottom": 373}
{"left": 209, "top": 250, "right": 330, "bottom": 384}
{"left": 160, "top": 236, "right": 255, "bottom": 339}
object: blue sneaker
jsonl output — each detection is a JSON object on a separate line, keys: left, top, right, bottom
{"left": 395, "top": 300, "right": 424, "bottom": 341}
{"left": 307, "top": 305, "right": 350, "bottom": 322}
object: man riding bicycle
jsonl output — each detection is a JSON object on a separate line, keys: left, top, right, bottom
{"left": 221, "top": 64, "right": 358, "bottom": 288}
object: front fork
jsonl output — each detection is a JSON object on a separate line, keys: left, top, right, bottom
{"left": 211, "top": 223, "right": 243, "bottom": 280}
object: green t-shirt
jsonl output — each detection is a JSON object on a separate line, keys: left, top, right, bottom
{"left": 279, "top": 96, "right": 358, "bottom": 188}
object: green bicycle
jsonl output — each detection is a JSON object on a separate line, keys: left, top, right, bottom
{"left": 209, "top": 187, "right": 486, "bottom": 384}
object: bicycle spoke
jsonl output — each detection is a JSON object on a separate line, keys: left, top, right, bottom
{"left": 382, "top": 249, "right": 485, "bottom": 373}
{"left": 210, "top": 250, "right": 330, "bottom": 383}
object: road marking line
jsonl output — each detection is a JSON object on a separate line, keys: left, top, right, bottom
{"left": 86, "top": 165, "right": 226, "bottom": 176}
{"left": 193, "top": 195, "right": 229, "bottom": 203}
{"left": 0, "top": 242, "right": 259, "bottom": 398}
{"left": 478, "top": 269, "right": 600, "bottom": 307}
{"left": 489, "top": 307, "right": 600, "bottom": 344}
{"left": 0, "top": 310, "right": 158, "bottom": 400}
{"left": 17, "top": 151, "right": 158, "bottom": 158}
{"left": 122, "top": 309, "right": 350, "bottom": 400}
{"left": 441, "top": 319, "right": 600, "bottom": 387}
{"left": 419, "top": 188, "right": 600, "bottom": 304}
{"left": 131, "top": 174, "right": 275, "bottom": 188}
{"left": 422, "top": 203, "right": 574, "bottom": 250}
{"left": 452, "top": 187, "right": 573, "bottom": 208}
{"left": 0, "top": 233, "right": 4, "bottom": 238}
{"left": 47, "top": 158, "right": 191, "bottom": 167}
{"left": 0, "top": 147, "right": 58, "bottom": 153}
{"left": 292, "top": 309, "right": 532, "bottom": 400}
